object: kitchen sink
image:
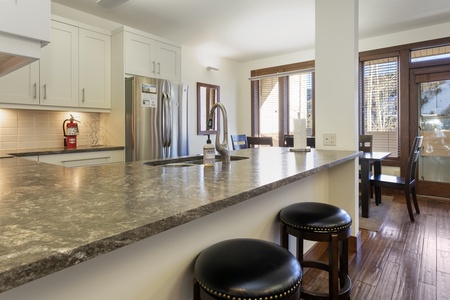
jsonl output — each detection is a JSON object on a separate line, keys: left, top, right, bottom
{"left": 143, "top": 155, "right": 249, "bottom": 167}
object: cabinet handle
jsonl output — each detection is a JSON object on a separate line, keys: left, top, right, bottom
{"left": 158, "top": 62, "right": 161, "bottom": 74}
{"left": 33, "top": 83, "right": 37, "bottom": 99}
{"left": 43, "top": 84, "right": 47, "bottom": 99}
{"left": 61, "top": 156, "right": 111, "bottom": 163}
{"left": 152, "top": 61, "right": 156, "bottom": 73}
{"left": 82, "top": 88, "right": 85, "bottom": 102}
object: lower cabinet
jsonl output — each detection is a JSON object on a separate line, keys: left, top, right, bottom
{"left": 37, "top": 150, "right": 124, "bottom": 167}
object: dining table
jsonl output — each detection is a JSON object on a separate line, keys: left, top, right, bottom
{"left": 359, "top": 151, "right": 391, "bottom": 218}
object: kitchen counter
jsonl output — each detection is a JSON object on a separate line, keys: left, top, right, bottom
{"left": 2, "top": 145, "right": 124, "bottom": 157}
{"left": 0, "top": 147, "right": 360, "bottom": 296}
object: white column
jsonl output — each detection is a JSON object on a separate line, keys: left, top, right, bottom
{"left": 315, "top": 0, "right": 360, "bottom": 235}
{"left": 315, "top": 0, "right": 359, "bottom": 151}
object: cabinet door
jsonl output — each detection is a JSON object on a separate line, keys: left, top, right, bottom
{"left": 79, "top": 29, "right": 111, "bottom": 109}
{"left": 155, "top": 41, "right": 181, "bottom": 82}
{"left": 40, "top": 21, "right": 79, "bottom": 107}
{"left": 0, "top": 61, "right": 39, "bottom": 105}
{"left": 125, "top": 32, "right": 156, "bottom": 77}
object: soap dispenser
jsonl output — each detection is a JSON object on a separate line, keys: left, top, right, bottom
{"left": 203, "top": 134, "right": 215, "bottom": 166}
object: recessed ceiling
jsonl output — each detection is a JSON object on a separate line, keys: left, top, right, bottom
{"left": 51, "top": 0, "right": 450, "bottom": 62}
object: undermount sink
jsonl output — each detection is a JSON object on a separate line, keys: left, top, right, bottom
{"left": 143, "top": 155, "right": 248, "bottom": 167}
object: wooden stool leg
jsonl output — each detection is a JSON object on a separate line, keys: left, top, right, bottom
{"left": 193, "top": 279, "right": 201, "bottom": 300}
{"left": 280, "top": 222, "right": 288, "bottom": 249}
{"left": 340, "top": 238, "right": 349, "bottom": 277}
{"left": 329, "top": 234, "right": 339, "bottom": 300}
{"left": 297, "top": 234, "right": 304, "bottom": 261}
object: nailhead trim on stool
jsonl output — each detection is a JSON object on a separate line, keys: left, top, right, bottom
{"left": 279, "top": 202, "right": 352, "bottom": 300}
{"left": 193, "top": 238, "right": 302, "bottom": 300}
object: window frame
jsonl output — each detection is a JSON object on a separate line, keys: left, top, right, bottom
{"left": 250, "top": 61, "right": 315, "bottom": 146}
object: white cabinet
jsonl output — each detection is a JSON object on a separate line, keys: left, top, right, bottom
{"left": 37, "top": 150, "right": 124, "bottom": 167}
{"left": 124, "top": 30, "right": 180, "bottom": 81}
{"left": 0, "top": 61, "right": 39, "bottom": 105}
{"left": 39, "top": 21, "right": 79, "bottom": 107}
{"left": 79, "top": 29, "right": 111, "bottom": 109}
{"left": 0, "top": 18, "right": 111, "bottom": 110}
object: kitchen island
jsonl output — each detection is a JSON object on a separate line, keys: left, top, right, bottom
{"left": 0, "top": 147, "right": 360, "bottom": 300}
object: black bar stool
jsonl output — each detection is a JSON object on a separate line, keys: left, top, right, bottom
{"left": 193, "top": 238, "right": 302, "bottom": 300}
{"left": 279, "top": 202, "right": 352, "bottom": 300}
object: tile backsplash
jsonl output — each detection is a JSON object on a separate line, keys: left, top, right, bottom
{"left": 0, "top": 109, "right": 104, "bottom": 150}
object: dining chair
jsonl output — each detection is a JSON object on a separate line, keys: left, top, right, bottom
{"left": 370, "top": 136, "right": 423, "bottom": 222}
{"left": 359, "top": 135, "right": 373, "bottom": 152}
{"left": 230, "top": 134, "right": 249, "bottom": 150}
{"left": 247, "top": 136, "right": 273, "bottom": 148}
{"left": 283, "top": 134, "right": 294, "bottom": 147}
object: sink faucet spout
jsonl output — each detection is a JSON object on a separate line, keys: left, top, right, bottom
{"left": 207, "top": 103, "right": 230, "bottom": 164}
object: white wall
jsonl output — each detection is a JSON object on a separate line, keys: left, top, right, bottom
{"left": 180, "top": 46, "right": 240, "bottom": 155}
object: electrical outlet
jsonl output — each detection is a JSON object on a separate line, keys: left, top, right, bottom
{"left": 323, "top": 133, "right": 336, "bottom": 146}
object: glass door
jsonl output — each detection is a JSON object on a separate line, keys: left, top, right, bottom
{"left": 412, "top": 68, "right": 450, "bottom": 197}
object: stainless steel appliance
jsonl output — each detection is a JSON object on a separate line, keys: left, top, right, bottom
{"left": 125, "top": 76, "right": 189, "bottom": 162}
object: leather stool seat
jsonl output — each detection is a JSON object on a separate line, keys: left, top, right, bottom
{"left": 193, "top": 238, "right": 302, "bottom": 300}
{"left": 279, "top": 202, "right": 352, "bottom": 300}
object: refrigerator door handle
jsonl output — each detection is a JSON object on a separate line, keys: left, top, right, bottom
{"left": 166, "top": 92, "right": 173, "bottom": 148}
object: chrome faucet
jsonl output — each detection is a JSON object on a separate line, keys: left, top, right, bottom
{"left": 207, "top": 103, "right": 230, "bottom": 164}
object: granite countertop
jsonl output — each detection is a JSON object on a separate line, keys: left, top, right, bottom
{"left": 2, "top": 145, "right": 124, "bottom": 157}
{"left": 0, "top": 147, "right": 360, "bottom": 293}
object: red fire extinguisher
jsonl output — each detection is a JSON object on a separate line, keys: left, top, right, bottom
{"left": 63, "top": 114, "right": 80, "bottom": 149}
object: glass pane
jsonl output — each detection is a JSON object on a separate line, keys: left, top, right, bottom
{"left": 259, "top": 77, "right": 279, "bottom": 144}
{"left": 411, "top": 45, "right": 450, "bottom": 63}
{"left": 419, "top": 79, "right": 450, "bottom": 183}
{"left": 288, "top": 73, "right": 313, "bottom": 136}
{"left": 362, "top": 57, "right": 399, "bottom": 157}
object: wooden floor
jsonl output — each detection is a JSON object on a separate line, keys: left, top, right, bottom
{"left": 301, "top": 195, "right": 450, "bottom": 300}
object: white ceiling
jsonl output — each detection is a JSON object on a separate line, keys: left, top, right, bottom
{"left": 51, "top": 0, "right": 450, "bottom": 62}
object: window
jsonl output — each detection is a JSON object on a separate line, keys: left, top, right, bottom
{"left": 360, "top": 57, "right": 399, "bottom": 157}
{"left": 411, "top": 45, "right": 450, "bottom": 63}
{"left": 251, "top": 64, "right": 315, "bottom": 146}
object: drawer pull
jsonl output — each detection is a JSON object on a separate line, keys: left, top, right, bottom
{"left": 61, "top": 156, "right": 111, "bottom": 163}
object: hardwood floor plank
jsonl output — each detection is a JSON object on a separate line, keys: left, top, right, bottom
{"left": 420, "top": 238, "right": 437, "bottom": 285}
{"left": 436, "top": 271, "right": 450, "bottom": 300}
{"left": 351, "top": 280, "right": 376, "bottom": 299}
{"left": 372, "top": 261, "right": 400, "bottom": 300}
{"left": 415, "top": 281, "right": 437, "bottom": 300}
{"left": 391, "top": 251, "right": 421, "bottom": 300}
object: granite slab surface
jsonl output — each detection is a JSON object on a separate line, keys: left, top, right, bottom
{"left": 0, "top": 147, "right": 360, "bottom": 293}
{"left": 3, "top": 145, "right": 124, "bottom": 157}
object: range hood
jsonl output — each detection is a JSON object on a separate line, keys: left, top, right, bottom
{"left": 0, "top": 33, "right": 46, "bottom": 77}
{"left": 0, "top": 0, "right": 50, "bottom": 77}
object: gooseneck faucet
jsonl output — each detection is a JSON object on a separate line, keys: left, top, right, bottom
{"left": 207, "top": 103, "right": 230, "bottom": 164}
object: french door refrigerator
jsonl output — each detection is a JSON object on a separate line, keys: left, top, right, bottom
{"left": 125, "top": 76, "right": 189, "bottom": 162}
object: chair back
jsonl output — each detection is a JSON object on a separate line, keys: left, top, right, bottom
{"left": 247, "top": 136, "right": 273, "bottom": 148}
{"left": 284, "top": 134, "right": 294, "bottom": 147}
{"left": 359, "top": 135, "right": 373, "bottom": 152}
{"left": 231, "top": 134, "right": 248, "bottom": 150}
{"left": 406, "top": 136, "right": 423, "bottom": 182}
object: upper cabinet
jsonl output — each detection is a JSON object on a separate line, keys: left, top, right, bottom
{"left": 39, "top": 20, "right": 79, "bottom": 107}
{"left": 0, "top": 17, "right": 111, "bottom": 111}
{"left": 79, "top": 29, "right": 111, "bottom": 109}
{"left": 121, "top": 28, "right": 181, "bottom": 82}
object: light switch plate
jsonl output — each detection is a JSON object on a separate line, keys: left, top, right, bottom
{"left": 323, "top": 133, "right": 336, "bottom": 146}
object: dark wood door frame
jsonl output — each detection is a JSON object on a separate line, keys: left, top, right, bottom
{"left": 409, "top": 64, "right": 450, "bottom": 198}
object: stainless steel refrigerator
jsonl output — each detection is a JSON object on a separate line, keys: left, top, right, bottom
{"left": 125, "top": 76, "right": 189, "bottom": 162}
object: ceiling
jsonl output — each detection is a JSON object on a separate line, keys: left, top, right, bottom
{"left": 51, "top": 0, "right": 450, "bottom": 62}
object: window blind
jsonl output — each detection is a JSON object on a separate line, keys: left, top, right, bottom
{"left": 362, "top": 57, "right": 399, "bottom": 157}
